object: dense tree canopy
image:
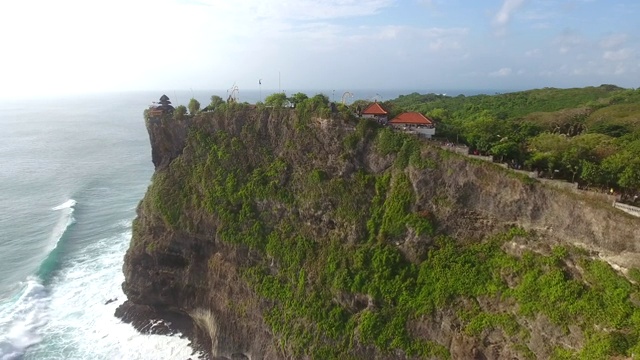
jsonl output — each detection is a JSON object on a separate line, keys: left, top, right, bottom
{"left": 386, "top": 85, "right": 640, "bottom": 197}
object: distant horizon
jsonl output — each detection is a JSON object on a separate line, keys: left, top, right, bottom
{"left": 1, "top": 83, "right": 634, "bottom": 104}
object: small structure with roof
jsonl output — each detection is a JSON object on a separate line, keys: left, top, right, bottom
{"left": 148, "top": 94, "right": 175, "bottom": 117}
{"left": 361, "top": 101, "right": 388, "bottom": 123}
{"left": 389, "top": 111, "right": 436, "bottom": 138}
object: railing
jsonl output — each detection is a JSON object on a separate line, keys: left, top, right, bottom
{"left": 613, "top": 202, "right": 640, "bottom": 218}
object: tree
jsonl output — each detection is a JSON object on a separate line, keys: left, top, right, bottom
{"left": 426, "top": 108, "right": 450, "bottom": 123}
{"left": 581, "top": 161, "right": 605, "bottom": 187}
{"left": 618, "top": 160, "right": 640, "bottom": 193}
{"left": 205, "top": 95, "right": 224, "bottom": 111}
{"left": 351, "top": 100, "right": 370, "bottom": 116}
{"left": 289, "top": 92, "right": 308, "bottom": 108}
{"left": 309, "top": 93, "right": 330, "bottom": 107}
{"left": 265, "top": 93, "right": 288, "bottom": 107}
{"left": 188, "top": 98, "right": 200, "bottom": 115}
{"left": 601, "top": 153, "right": 628, "bottom": 188}
{"left": 461, "top": 111, "right": 506, "bottom": 153}
{"left": 490, "top": 140, "right": 522, "bottom": 163}
{"left": 173, "top": 105, "right": 187, "bottom": 120}
{"left": 526, "top": 133, "right": 568, "bottom": 175}
{"left": 561, "top": 144, "right": 587, "bottom": 182}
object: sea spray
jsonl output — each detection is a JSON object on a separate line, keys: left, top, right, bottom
{"left": 0, "top": 278, "right": 48, "bottom": 360}
{"left": 23, "top": 222, "right": 197, "bottom": 359}
{"left": 0, "top": 200, "right": 78, "bottom": 359}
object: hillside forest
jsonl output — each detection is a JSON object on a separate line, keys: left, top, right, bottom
{"left": 377, "top": 85, "right": 640, "bottom": 202}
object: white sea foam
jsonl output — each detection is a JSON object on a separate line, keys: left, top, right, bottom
{"left": 0, "top": 278, "right": 49, "bottom": 360}
{"left": 25, "top": 226, "right": 197, "bottom": 359}
{"left": 51, "top": 199, "right": 77, "bottom": 211}
{"left": 1, "top": 210, "right": 197, "bottom": 360}
{"left": 0, "top": 200, "right": 82, "bottom": 359}
{"left": 48, "top": 199, "right": 76, "bottom": 250}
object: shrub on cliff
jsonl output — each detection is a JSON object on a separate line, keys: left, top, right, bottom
{"left": 264, "top": 92, "right": 288, "bottom": 107}
{"left": 172, "top": 105, "right": 187, "bottom": 120}
{"left": 188, "top": 98, "right": 200, "bottom": 115}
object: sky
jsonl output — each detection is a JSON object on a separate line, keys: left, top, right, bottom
{"left": 1, "top": 0, "right": 639, "bottom": 98}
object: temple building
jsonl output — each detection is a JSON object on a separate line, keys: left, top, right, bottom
{"left": 361, "top": 101, "right": 388, "bottom": 123}
{"left": 148, "top": 94, "right": 175, "bottom": 117}
{"left": 389, "top": 112, "right": 436, "bottom": 138}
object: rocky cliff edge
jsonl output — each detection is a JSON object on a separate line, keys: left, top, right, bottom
{"left": 117, "top": 106, "right": 640, "bottom": 359}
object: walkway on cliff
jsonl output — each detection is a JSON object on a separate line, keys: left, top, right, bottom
{"left": 423, "top": 138, "right": 640, "bottom": 218}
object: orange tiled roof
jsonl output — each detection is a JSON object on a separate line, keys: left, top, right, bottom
{"left": 362, "top": 101, "right": 388, "bottom": 115}
{"left": 390, "top": 112, "right": 434, "bottom": 125}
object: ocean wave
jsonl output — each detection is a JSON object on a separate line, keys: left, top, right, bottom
{"left": 2, "top": 205, "right": 195, "bottom": 359}
{"left": 0, "top": 278, "right": 49, "bottom": 360}
{"left": 49, "top": 199, "right": 77, "bottom": 247}
{"left": 37, "top": 199, "right": 78, "bottom": 282}
{"left": 0, "top": 200, "right": 80, "bottom": 359}
{"left": 51, "top": 199, "right": 77, "bottom": 211}
{"left": 29, "top": 228, "right": 197, "bottom": 359}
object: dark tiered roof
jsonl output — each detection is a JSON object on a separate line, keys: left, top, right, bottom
{"left": 159, "top": 94, "right": 172, "bottom": 106}
{"left": 148, "top": 94, "right": 175, "bottom": 116}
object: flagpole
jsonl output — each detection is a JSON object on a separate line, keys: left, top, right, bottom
{"left": 259, "top": 79, "right": 262, "bottom": 103}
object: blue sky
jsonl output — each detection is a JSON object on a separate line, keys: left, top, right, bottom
{"left": 1, "top": 0, "right": 639, "bottom": 97}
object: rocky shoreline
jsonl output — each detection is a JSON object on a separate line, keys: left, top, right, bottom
{"left": 115, "top": 301, "right": 212, "bottom": 359}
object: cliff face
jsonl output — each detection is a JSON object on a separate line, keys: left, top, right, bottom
{"left": 119, "top": 107, "right": 640, "bottom": 359}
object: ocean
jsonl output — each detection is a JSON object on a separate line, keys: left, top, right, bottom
{"left": 0, "top": 88, "right": 500, "bottom": 359}
{"left": 0, "top": 93, "right": 195, "bottom": 359}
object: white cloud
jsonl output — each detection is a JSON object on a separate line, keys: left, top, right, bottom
{"left": 2, "top": 0, "right": 638, "bottom": 97}
{"left": 493, "top": 0, "right": 526, "bottom": 35}
{"left": 421, "top": 27, "right": 468, "bottom": 52}
{"left": 493, "top": 0, "right": 526, "bottom": 26}
{"left": 553, "top": 29, "right": 584, "bottom": 54}
{"left": 525, "top": 49, "right": 540, "bottom": 57}
{"left": 341, "top": 26, "right": 468, "bottom": 53}
{"left": 599, "top": 33, "right": 628, "bottom": 49}
{"left": 197, "top": 0, "right": 396, "bottom": 21}
{"left": 603, "top": 48, "right": 633, "bottom": 61}
{"left": 614, "top": 64, "right": 626, "bottom": 75}
{"left": 489, "top": 67, "right": 513, "bottom": 77}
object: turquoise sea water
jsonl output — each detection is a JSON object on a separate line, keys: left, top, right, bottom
{"left": 0, "top": 93, "right": 196, "bottom": 359}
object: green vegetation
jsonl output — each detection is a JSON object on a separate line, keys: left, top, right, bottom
{"left": 264, "top": 92, "right": 289, "bottom": 107}
{"left": 188, "top": 97, "right": 200, "bottom": 115}
{"left": 173, "top": 105, "right": 187, "bottom": 120}
{"left": 144, "top": 104, "right": 640, "bottom": 359}
{"left": 202, "top": 95, "right": 225, "bottom": 112}
{"left": 386, "top": 85, "right": 640, "bottom": 199}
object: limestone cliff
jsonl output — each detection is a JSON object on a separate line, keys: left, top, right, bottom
{"left": 118, "top": 105, "right": 640, "bottom": 359}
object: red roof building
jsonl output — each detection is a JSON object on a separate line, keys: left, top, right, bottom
{"left": 389, "top": 112, "right": 436, "bottom": 138}
{"left": 390, "top": 112, "right": 434, "bottom": 126}
{"left": 361, "top": 101, "right": 389, "bottom": 122}
{"left": 362, "top": 101, "right": 388, "bottom": 116}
